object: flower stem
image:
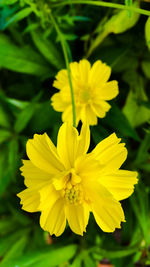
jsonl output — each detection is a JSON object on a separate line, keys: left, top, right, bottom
{"left": 50, "top": 12, "right": 76, "bottom": 128}
{"left": 52, "top": 0, "right": 150, "bottom": 17}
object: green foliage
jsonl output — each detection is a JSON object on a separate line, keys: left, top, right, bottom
{"left": 0, "top": 0, "right": 150, "bottom": 267}
{"left": 145, "top": 16, "right": 150, "bottom": 50}
{"left": 87, "top": 0, "right": 140, "bottom": 56}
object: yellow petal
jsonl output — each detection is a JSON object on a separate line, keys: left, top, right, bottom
{"left": 27, "top": 133, "right": 64, "bottom": 175}
{"left": 17, "top": 188, "right": 40, "bottom": 212}
{"left": 89, "top": 60, "right": 111, "bottom": 87}
{"left": 57, "top": 123, "right": 78, "bottom": 169}
{"left": 65, "top": 203, "right": 89, "bottom": 235}
{"left": 70, "top": 61, "right": 79, "bottom": 81}
{"left": 39, "top": 184, "right": 60, "bottom": 211}
{"left": 75, "top": 155, "right": 101, "bottom": 181}
{"left": 99, "top": 170, "right": 138, "bottom": 201}
{"left": 99, "top": 80, "right": 119, "bottom": 100}
{"left": 40, "top": 198, "right": 66, "bottom": 237}
{"left": 86, "top": 182, "right": 125, "bottom": 232}
{"left": 62, "top": 105, "right": 73, "bottom": 124}
{"left": 91, "top": 101, "right": 111, "bottom": 118}
{"left": 20, "top": 160, "right": 52, "bottom": 189}
{"left": 91, "top": 133, "right": 127, "bottom": 171}
{"left": 77, "top": 123, "right": 90, "bottom": 156}
{"left": 51, "top": 92, "right": 69, "bottom": 112}
{"left": 53, "top": 69, "right": 68, "bottom": 90}
{"left": 78, "top": 59, "right": 91, "bottom": 84}
{"left": 81, "top": 105, "right": 98, "bottom": 125}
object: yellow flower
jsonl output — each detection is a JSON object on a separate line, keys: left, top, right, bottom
{"left": 51, "top": 59, "right": 119, "bottom": 125}
{"left": 17, "top": 123, "right": 138, "bottom": 236}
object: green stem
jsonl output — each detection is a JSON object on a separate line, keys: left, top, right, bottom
{"left": 50, "top": 12, "right": 76, "bottom": 127}
{"left": 52, "top": 0, "right": 150, "bottom": 16}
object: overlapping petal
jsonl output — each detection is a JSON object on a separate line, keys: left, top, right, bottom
{"left": 91, "top": 101, "right": 111, "bottom": 118}
{"left": 85, "top": 181, "right": 125, "bottom": 232}
{"left": 53, "top": 69, "right": 68, "bottom": 90}
{"left": 81, "top": 105, "right": 98, "bottom": 125}
{"left": 89, "top": 60, "right": 111, "bottom": 87}
{"left": 57, "top": 123, "right": 90, "bottom": 169}
{"left": 40, "top": 198, "right": 66, "bottom": 237}
{"left": 91, "top": 133, "right": 127, "bottom": 171}
{"left": 98, "top": 80, "right": 119, "bottom": 100}
{"left": 99, "top": 170, "right": 138, "bottom": 201}
{"left": 17, "top": 188, "right": 40, "bottom": 212}
{"left": 27, "top": 133, "right": 65, "bottom": 174}
{"left": 65, "top": 203, "right": 89, "bottom": 235}
{"left": 20, "top": 160, "right": 52, "bottom": 189}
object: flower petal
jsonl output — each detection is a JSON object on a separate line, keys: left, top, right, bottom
{"left": 27, "top": 133, "right": 64, "bottom": 175}
{"left": 99, "top": 80, "right": 119, "bottom": 100}
{"left": 17, "top": 188, "right": 40, "bottom": 212}
{"left": 77, "top": 123, "right": 90, "bottom": 156}
{"left": 91, "top": 133, "right": 127, "bottom": 171}
{"left": 51, "top": 92, "right": 69, "bottom": 112}
{"left": 78, "top": 59, "right": 91, "bottom": 84}
{"left": 20, "top": 160, "right": 52, "bottom": 189}
{"left": 65, "top": 203, "right": 89, "bottom": 235}
{"left": 39, "top": 184, "right": 59, "bottom": 210}
{"left": 53, "top": 69, "right": 68, "bottom": 90}
{"left": 89, "top": 60, "right": 111, "bottom": 87}
{"left": 75, "top": 155, "right": 101, "bottom": 182}
{"left": 57, "top": 123, "right": 78, "bottom": 169}
{"left": 62, "top": 105, "right": 73, "bottom": 124}
{"left": 91, "top": 101, "right": 111, "bottom": 118}
{"left": 99, "top": 170, "right": 138, "bottom": 201}
{"left": 81, "top": 105, "right": 97, "bottom": 125}
{"left": 40, "top": 198, "right": 66, "bottom": 237}
{"left": 86, "top": 182, "right": 125, "bottom": 232}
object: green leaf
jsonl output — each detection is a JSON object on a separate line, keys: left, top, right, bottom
{"left": 0, "top": 129, "right": 11, "bottom": 144}
{"left": 87, "top": 0, "right": 140, "bottom": 56}
{"left": 8, "top": 139, "right": 19, "bottom": 176}
{"left": 28, "top": 102, "right": 60, "bottom": 133}
{"left": 94, "top": 246, "right": 138, "bottom": 259}
{"left": 134, "top": 132, "right": 150, "bottom": 166}
{"left": 0, "top": 34, "right": 53, "bottom": 76}
{"left": 142, "top": 61, "right": 150, "bottom": 78}
{"left": 84, "top": 255, "right": 96, "bottom": 267}
{"left": 123, "top": 90, "right": 150, "bottom": 128}
{"left": 0, "top": 236, "right": 28, "bottom": 267}
{"left": 0, "top": 229, "right": 28, "bottom": 257}
{"left": 5, "top": 245, "right": 77, "bottom": 267}
{"left": 14, "top": 104, "right": 35, "bottom": 133}
{"left": 0, "top": 217, "right": 18, "bottom": 235}
{"left": 102, "top": 103, "right": 140, "bottom": 141}
{"left": 0, "top": 0, "right": 18, "bottom": 5}
{"left": 3, "top": 7, "right": 33, "bottom": 29}
{"left": 31, "top": 29, "right": 64, "bottom": 69}
{"left": 145, "top": 16, "right": 150, "bottom": 50}
{"left": 130, "top": 184, "right": 150, "bottom": 244}
{"left": 0, "top": 146, "right": 11, "bottom": 196}
{"left": 0, "top": 104, "right": 10, "bottom": 128}
{"left": 123, "top": 72, "right": 150, "bottom": 127}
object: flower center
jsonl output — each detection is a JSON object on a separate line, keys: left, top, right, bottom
{"left": 62, "top": 172, "right": 83, "bottom": 205}
{"left": 81, "top": 90, "right": 90, "bottom": 102}
{"left": 64, "top": 184, "right": 83, "bottom": 204}
{"left": 76, "top": 84, "right": 91, "bottom": 104}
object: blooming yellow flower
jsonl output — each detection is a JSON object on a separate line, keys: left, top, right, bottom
{"left": 51, "top": 59, "right": 119, "bottom": 125}
{"left": 17, "top": 123, "right": 138, "bottom": 236}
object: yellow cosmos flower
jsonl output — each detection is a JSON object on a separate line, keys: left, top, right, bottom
{"left": 51, "top": 59, "right": 119, "bottom": 125}
{"left": 17, "top": 123, "right": 138, "bottom": 236}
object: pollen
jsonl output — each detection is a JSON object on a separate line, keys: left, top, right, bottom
{"left": 64, "top": 185, "right": 83, "bottom": 204}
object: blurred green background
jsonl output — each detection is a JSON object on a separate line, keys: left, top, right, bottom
{"left": 0, "top": 0, "right": 150, "bottom": 266}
